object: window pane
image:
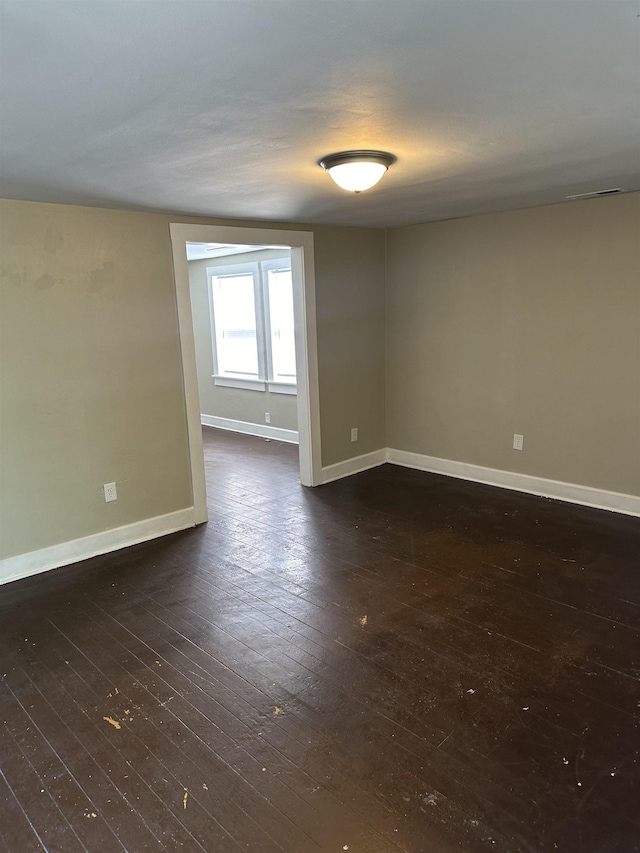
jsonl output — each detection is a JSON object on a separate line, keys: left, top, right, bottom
{"left": 211, "top": 274, "right": 258, "bottom": 377}
{"left": 267, "top": 268, "right": 296, "bottom": 383}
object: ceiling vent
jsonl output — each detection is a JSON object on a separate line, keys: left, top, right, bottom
{"left": 566, "top": 188, "right": 624, "bottom": 200}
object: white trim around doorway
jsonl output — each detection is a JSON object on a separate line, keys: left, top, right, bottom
{"left": 169, "top": 223, "right": 322, "bottom": 524}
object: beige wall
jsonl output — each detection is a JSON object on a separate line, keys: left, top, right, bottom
{"left": 313, "top": 225, "right": 387, "bottom": 465}
{"left": 386, "top": 192, "right": 640, "bottom": 496}
{"left": 0, "top": 198, "right": 387, "bottom": 564}
{"left": 0, "top": 201, "right": 193, "bottom": 564}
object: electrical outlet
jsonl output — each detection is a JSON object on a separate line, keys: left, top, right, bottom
{"left": 513, "top": 434, "right": 524, "bottom": 451}
{"left": 104, "top": 482, "right": 117, "bottom": 502}
{"left": 265, "top": 412, "right": 271, "bottom": 424}
{"left": 351, "top": 427, "right": 358, "bottom": 442}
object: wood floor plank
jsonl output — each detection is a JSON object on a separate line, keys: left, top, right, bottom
{"left": 9, "top": 642, "right": 216, "bottom": 853}
{"left": 2, "top": 428, "right": 639, "bottom": 853}
{"left": 34, "top": 617, "right": 291, "bottom": 853}
{"left": 0, "top": 768, "right": 48, "bottom": 853}
{"left": 1, "top": 676, "right": 126, "bottom": 852}
{"left": 0, "top": 722, "right": 87, "bottom": 853}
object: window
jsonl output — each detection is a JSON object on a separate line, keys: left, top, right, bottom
{"left": 211, "top": 271, "right": 260, "bottom": 379}
{"left": 208, "top": 258, "right": 296, "bottom": 393}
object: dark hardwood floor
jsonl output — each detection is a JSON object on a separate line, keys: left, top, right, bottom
{"left": 1, "top": 428, "right": 639, "bottom": 853}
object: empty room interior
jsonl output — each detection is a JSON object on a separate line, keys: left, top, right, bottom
{"left": 0, "top": 2, "right": 639, "bottom": 852}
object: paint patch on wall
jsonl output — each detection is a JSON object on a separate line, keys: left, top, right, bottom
{"left": 88, "top": 261, "right": 115, "bottom": 291}
{"left": 0, "top": 264, "right": 26, "bottom": 287}
{"left": 34, "top": 273, "right": 62, "bottom": 290}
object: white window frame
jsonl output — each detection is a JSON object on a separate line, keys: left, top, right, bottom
{"left": 262, "top": 258, "right": 297, "bottom": 394}
{"left": 207, "top": 257, "right": 296, "bottom": 394}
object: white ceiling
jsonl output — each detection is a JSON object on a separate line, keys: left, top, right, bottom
{"left": 1, "top": 1, "right": 638, "bottom": 228}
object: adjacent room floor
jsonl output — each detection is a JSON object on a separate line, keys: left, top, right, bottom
{"left": 1, "top": 428, "right": 639, "bottom": 853}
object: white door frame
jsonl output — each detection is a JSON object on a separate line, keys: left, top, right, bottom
{"left": 169, "top": 223, "right": 322, "bottom": 523}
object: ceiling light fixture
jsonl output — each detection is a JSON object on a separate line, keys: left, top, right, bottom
{"left": 319, "top": 150, "right": 396, "bottom": 193}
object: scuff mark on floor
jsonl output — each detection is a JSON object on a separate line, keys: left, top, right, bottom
{"left": 437, "top": 732, "right": 452, "bottom": 748}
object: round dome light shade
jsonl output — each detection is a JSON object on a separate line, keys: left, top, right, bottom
{"left": 319, "top": 151, "right": 396, "bottom": 193}
{"left": 326, "top": 161, "right": 388, "bottom": 192}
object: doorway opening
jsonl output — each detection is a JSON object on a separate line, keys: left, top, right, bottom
{"left": 170, "top": 224, "right": 322, "bottom": 525}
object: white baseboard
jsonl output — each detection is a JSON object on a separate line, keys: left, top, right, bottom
{"left": 387, "top": 448, "right": 640, "bottom": 517}
{"left": 0, "top": 507, "right": 196, "bottom": 586}
{"left": 3, "top": 450, "right": 635, "bottom": 589}
{"left": 201, "top": 414, "right": 299, "bottom": 444}
{"left": 321, "top": 449, "right": 387, "bottom": 485}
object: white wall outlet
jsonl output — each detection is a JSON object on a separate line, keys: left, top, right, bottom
{"left": 104, "top": 482, "right": 117, "bottom": 502}
{"left": 265, "top": 412, "right": 271, "bottom": 424}
{"left": 513, "top": 433, "right": 524, "bottom": 451}
{"left": 351, "top": 427, "right": 358, "bottom": 442}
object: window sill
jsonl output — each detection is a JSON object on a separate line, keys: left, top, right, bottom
{"left": 267, "top": 381, "right": 297, "bottom": 396}
{"left": 213, "top": 375, "right": 266, "bottom": 391}
{"left": 212, "top": 376, "right": 297, "bottom": 395}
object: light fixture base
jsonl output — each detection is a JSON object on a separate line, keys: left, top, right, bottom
{"left": 319, "top": 150, "right": 396, "bottom": 171}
